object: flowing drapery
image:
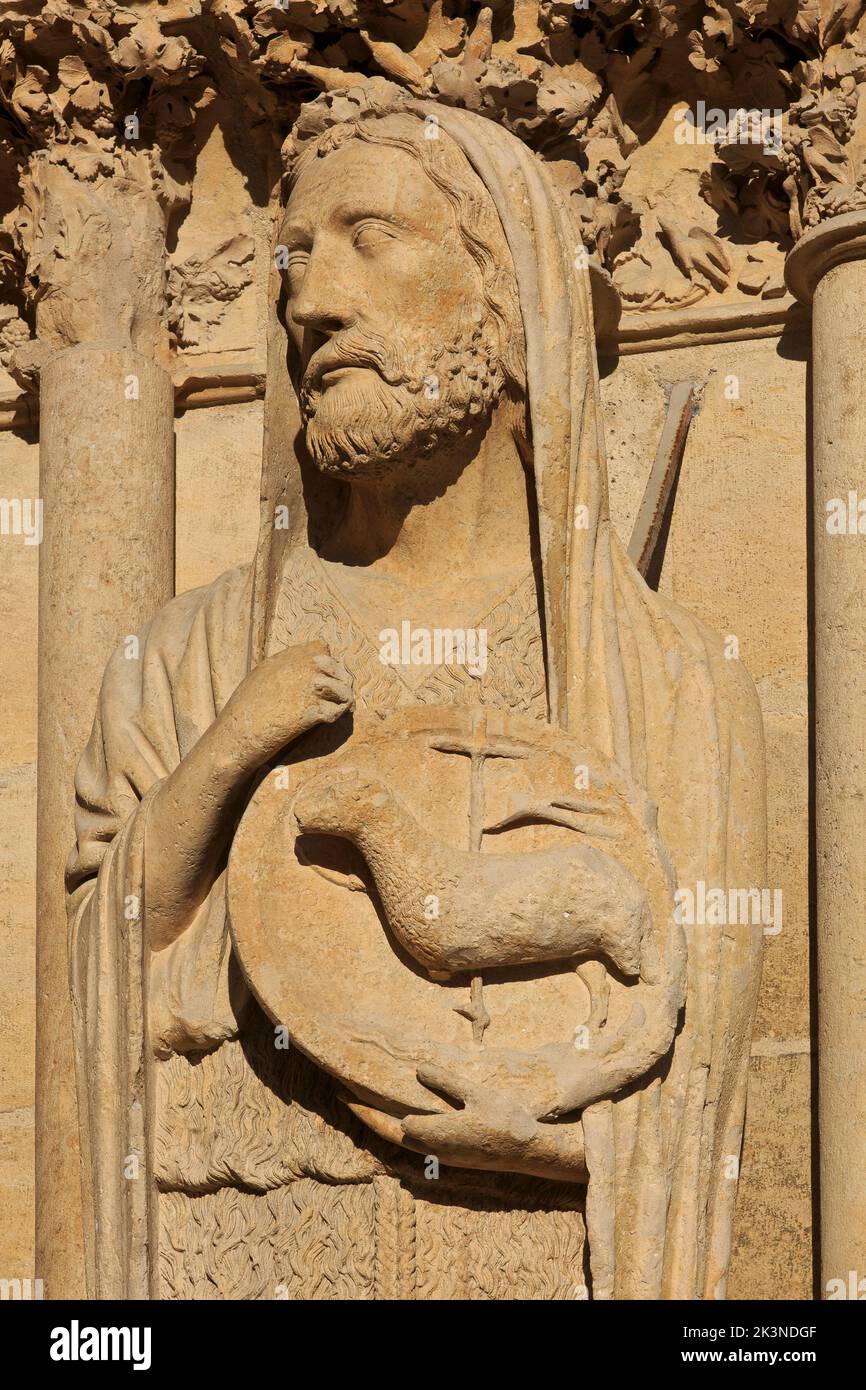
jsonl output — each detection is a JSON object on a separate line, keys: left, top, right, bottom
{"left": 68, "top": 90, "right": 765, "bottom": 1299}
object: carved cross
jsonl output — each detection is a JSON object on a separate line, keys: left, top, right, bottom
{"left": 427, "top": 710, "right": 534, "bottom": 1043}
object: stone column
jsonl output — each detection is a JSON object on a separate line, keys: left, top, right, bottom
{"left": 786, "top": 210, "right": 866, "bottom": 1294}
{"left": 36, "top": 346, "right": 174, "bottom": 1297}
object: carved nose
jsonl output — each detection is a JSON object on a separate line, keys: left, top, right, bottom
{"left": 292, "top": 301, "right": 348, "bottom": 336}
{"left": 291, "top": 241, "right": 358, "bottom": 335}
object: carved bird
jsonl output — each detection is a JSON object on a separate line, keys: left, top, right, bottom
{"left": 292, "top": 768, "right": 651, "bottom": 981}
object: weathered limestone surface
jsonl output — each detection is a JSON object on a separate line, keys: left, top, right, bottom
{"left": 174, "top": 402, "right": 263, "bottom": 596}
{"left": 3, "top": 0, "right": 864, "bottom": 1300}
{"left": 37, "top": 347, "right": 175, "bottom": 1297}
{"left": 606, "top": 338, "right": 812, "bottom": 1299}
{"left": 0, "top": 336, "right": 813, "bottom": 1297}
{"left": 787, "top": 225, "right": 866, "bottom": 1294}
{"left": 0, "top": 426, "right": 38, "bottom": 1289}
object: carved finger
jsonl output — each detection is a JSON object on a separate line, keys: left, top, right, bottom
{"left": 400, "top": 1108, "right": 480, "bottom": 1155}
{"left": 312, "top": 677, "right": 354, "bottom": 705}
{"left": 310, "top": 698, "right": 352, "bottom": 725}
{"left": 550, "top": 795, "right": 615, "bottom": 816}
{"left": 314, "top": 654, "right": 352, "bottom": 684}
{"left": 600, "top": 1000, "right": 645, "bottom": 1058}
{"left": 294, "top": 639, "right": 330, "bottom": 660}
{"left": 401, "top": 1111, "right": 447, "bottom": 1146}
{"left": 339, "top": 1096, "right": 407, "bottom": 1147}
{"left": 415, "top": 1061, "right": 478, "bottom": 1109}
{"left": 638, "top": 921, "right": 662, "bottom": 985}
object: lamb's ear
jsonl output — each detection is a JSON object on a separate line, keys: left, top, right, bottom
{"left": 627, "top": 379, "right": 696, "bottom": 585}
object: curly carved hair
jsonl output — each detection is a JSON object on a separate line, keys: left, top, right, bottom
{"left": 280, "top": 82, "right": 527, "bottom": 399}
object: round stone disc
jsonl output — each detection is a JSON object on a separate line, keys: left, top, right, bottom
{"left": 228, "top": 703, "right": 660, "bottom": 1120}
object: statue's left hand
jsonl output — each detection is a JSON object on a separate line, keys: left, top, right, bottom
{"left": 397, "top": 1063, "right": 587, "bottom": 1183}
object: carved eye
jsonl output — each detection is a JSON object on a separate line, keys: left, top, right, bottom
{"left": 284, "top": 251, "right": 309, "bottom": 289}
{"left": 352, "top": 220, "right": 396, "bottom": 251}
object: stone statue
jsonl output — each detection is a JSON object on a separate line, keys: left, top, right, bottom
{"left": 67, "top": 84, "right": 766, "bottom": 1301}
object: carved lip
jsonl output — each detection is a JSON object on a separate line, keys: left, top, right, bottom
{"left": 304, "top": 346, "right": 375, "bottom": 393}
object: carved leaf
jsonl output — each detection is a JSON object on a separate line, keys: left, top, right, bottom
{"left": 167, "top": 233, "right": 255, "bottom": 350}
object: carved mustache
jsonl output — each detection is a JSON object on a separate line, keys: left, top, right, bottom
{"left": 301, "top": 327, "right": 412, "bottom": 400}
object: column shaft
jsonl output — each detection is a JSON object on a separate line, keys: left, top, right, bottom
{"left": 811, "top": 258, "right": 866, "bottom": 1288}
{"left": 36, "top": 344, "right": 174, "bottom": 1297}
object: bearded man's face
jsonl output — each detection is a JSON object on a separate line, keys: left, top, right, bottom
{"left": 280, "top": 137, "right": 509, "bottom": 479}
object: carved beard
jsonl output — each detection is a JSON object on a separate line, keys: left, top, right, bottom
{"left": 299, "top": 315, "right": 505, "bottom": 479}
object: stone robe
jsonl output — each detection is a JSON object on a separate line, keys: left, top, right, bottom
{"left": 68, "top": 95, "right": 766, "bottom": 1300}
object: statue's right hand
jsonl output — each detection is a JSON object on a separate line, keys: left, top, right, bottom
{"left": 145, "top": 641, "right": 354, "bottom": 951}
{"left": 220, "top": 640, "right": 354, "bottom": 772}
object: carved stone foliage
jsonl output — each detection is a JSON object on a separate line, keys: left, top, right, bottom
{"left": 167, "top": 232, "right": 255, "bottom": 350}
{"left": 1, "top": 3, "right": 863, "bottom": 363}
{"left": 0, "top": 3, "right": 216, "bottom": 377}
{"left": 695, "top": 2, "right": 866, "bottom": 242}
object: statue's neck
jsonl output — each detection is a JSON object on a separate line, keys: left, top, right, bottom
{"left": 318, "top": 396, "right": 534, "bottom": 602}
